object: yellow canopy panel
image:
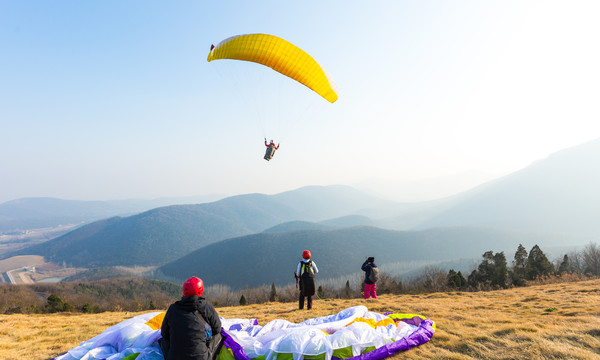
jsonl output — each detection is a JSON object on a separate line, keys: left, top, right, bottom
{"left": 207, "top": 34, "right": 338, "bottom": 103}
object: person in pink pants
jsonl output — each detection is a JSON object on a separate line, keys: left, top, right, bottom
{"left": 361, "top": 256, "right": 378, "bottom": 299}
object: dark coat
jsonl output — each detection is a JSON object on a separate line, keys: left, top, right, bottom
{"left": 361, "top": 261, "right": 378, "bottom": 285}
{"left": 160, "top": 295, "right": 222, "bottom": 360}
{"left": 299, "top": 261, "right": 316, "bottom": 297}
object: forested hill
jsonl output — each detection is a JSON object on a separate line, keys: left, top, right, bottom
{"left": 156, "top": 226, "right": 555, "bottom": 289}
{"left": 17, "top": 199, "right": 285, "bottom": 267}
{"left": 16, "top": 186, "right": 399, "bottom": 267}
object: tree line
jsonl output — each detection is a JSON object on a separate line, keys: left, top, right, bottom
{"left": 229, "top": 242, "right": 600, "bottom": 306}
{"left": 446, "top": 242, "right": 600, "bottom": 290}
{"left": 1, "top": 243, "right": 598, "bottom": 314}
{"left": 0, "top": 278, "right": 180, "bottom": 314}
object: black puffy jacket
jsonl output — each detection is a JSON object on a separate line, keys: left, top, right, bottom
{"left": 160, "top": 295, "right": 221, "bottom": 360}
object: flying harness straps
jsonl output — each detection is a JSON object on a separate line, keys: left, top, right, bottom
{"left": 193, "top": 309, "right": 224, "bottom": 360}
{"left": 192, "top": 309, "right": 212, "bottom": 339}
{"left": 300, "top": 260, "right": 315, "bottom": 278}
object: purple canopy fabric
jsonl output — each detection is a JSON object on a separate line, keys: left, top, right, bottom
{"left": 331, "top": 319, "right": 435, "bottom": 360}
{"left": 219, "top": 308, "right": 435, "bottom": 360}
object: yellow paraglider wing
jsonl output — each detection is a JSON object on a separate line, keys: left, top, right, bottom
{"left": 207, "top": 34, "right": 338, "bottom": 103}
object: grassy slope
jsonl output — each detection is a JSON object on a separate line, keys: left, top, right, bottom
{"left": 1, "top": 279, "right": 599, "bottom": 360}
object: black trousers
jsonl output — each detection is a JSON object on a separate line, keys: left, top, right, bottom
{"left": 299, "top": 294, "right": 313, "bottom": 310}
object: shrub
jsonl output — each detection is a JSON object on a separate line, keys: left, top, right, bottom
{"left": 269, "top": 283, "right": 277, "bottom": 302}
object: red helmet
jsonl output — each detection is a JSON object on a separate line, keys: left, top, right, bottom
{"left": 182, "top": 277, "right": 204, "bottom": 297}
{"left": 302, "top": 250, "right": 311, "bottom": 260}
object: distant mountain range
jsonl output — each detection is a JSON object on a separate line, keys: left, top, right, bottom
{"left": 416, "top": 138, "right": 600, "bottom": 239}
{"left": 11, "top": 186, "right": 409, "bottom": 267}
{"left": 0, "top": 195, "right": 225, "bottom": 233}
{"left": 7, "top": 138, "right": 600, "bottom": 289}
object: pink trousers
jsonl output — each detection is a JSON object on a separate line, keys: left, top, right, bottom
{"left": 364, "top": 283, "right": 377, "bottom": 299}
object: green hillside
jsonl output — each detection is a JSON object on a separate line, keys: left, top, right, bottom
{"left": 17, "top": 186, "right": 399, "bottom": 267}
{"left": 157, "top": 226, "right": 552, "bottom": 289}
{"left": 19, "top": 203, "right": 274, "bottom": 267}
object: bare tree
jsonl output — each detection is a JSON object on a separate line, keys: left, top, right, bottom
{"left": 582, "top": 242, "right": 600, "bottom": 275}
{"left": 414, "top": 266, "right": 448, "bottom": 292}
{"left": 566, "top": 250, "right": 584, "bottom": 273}
{"left": 279, "top": 286, "right": 298, "bottom": 303}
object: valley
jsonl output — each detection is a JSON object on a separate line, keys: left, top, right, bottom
{"left": 0, "top": 256, "right": 79, "bottom": 284}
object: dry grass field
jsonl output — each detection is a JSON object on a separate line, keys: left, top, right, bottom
{"left": 1, "top": 279, "right": 598, "bottom": 360}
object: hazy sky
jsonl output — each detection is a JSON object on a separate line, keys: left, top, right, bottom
{"left": 2, "top": 1, "right": 599, "bottom": 203}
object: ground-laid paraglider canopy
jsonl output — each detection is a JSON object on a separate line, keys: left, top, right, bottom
{"left": 53, "top": 305, "right": 435, "bottom": 360}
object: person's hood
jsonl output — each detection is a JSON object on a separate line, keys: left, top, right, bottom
{"left": 175, "top": 295, "right": 205, "bottom": 311}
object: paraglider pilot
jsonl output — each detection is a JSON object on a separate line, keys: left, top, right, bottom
{"left": 295, "top": 250, "right": 319, "bottom": 310}
{"left": 160, "top": 277, "right": 223, "bottom": 360}
{"left": 264, "top": 138, "right": 280, "bottom": 161}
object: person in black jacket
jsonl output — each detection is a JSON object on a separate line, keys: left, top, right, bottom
{"left": 160, "top": 277, "right": 223, "bottom": 360}
{"left": 361, "top": 257, "right": 378, "bottom": 299}
{"left": 295, "top": 250, "right": 319, "bottom": 310}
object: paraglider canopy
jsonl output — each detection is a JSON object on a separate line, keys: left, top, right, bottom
{"left": 207, "top": 34, "right": 338, "bottom": 103}
{"left": 53, "top": 306, "right": 436, "bottom": 360}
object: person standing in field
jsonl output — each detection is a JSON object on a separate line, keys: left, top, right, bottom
{"left": 361, "top": 257, "right": 379, "bottom": 299}
{"left": 295, "top": 250, "right": 319, "bottom": 310}
{"left": 160, "top": 277, "right": 223, "bottom": 360}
